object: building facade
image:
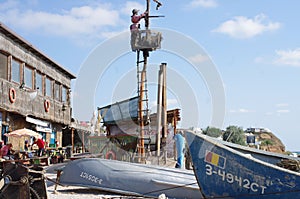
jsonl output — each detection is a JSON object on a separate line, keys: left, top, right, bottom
{"left": 0, "top": 23, "right": 75, "bottom": 149}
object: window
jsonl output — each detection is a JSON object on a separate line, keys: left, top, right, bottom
{"left": 36, "top": 72, "right": 43, "bottom": 95}
{"left": 24, "top": 66, "right": 33, "bottom": 89}
{"left": 45, "top": 77, "right": 52, "bottom": 97}
{"left": 54, "top": 82, "right": 60, "bottom": 101}
{"left": 0, "top": 52, "right": 8, "bottom": 79}
{"left": 62, "top": 86, "right": 67, "bottom": 102}
{"left": 11, "top": 58, "right": 21, "bottom": 83}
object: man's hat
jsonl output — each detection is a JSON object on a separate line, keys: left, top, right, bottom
{"left": 132, "top": 9, "right": 139, "bottom": 15}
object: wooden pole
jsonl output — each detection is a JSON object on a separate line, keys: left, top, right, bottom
{"left": 81, "top": 131, "right": 85, "bottom": 153}
{"left": 161, "top": 63, "right": 167, "bottom": 163}
{"left": 138, "top": 0, "right": 151, "bottom": 162}
{"left": 173, "top": 110, "right": 177, "bottom": 160}
{"left": 71, "top": 127, "right": 74, "bottom": 154}
{"left": 162, "top": 63, "right": 167, "bottom": 138}
{"left": 145, "top": 0, "right": 150, "bottom": 28}
{"left": 156, "top": 67, "right": 163, "bottom": 156}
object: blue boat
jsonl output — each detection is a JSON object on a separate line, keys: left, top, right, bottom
{"left": 185, "top": 130, "right": 300, "bottom": 199}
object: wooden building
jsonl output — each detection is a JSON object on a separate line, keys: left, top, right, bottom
{"left": 0, "top": 23, "right": 76, "bottom": 149}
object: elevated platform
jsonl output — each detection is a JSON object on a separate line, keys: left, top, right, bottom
{"left": 131, "top": 29, "right": 162, "bottom": 51}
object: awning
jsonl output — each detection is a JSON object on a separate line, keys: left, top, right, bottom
{"left": 26, "top": 116, "right": 52, "bottom": 133}
{"left": 26, "top": 116, "right": 49, "bottom": 127}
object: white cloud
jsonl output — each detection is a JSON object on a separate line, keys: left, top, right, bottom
{"left": 167, "top": 98, "right": 179, "bottom": 107}
{"left": 265, "top": 112, "right": 273, "bottom": 116}
{"left": 273, "top": 49, "right": 300, "bottom": 67}
{"left": 254, "top": 56, "right": 264, "bottom": 64}
{"left": 189, "top": 54, "right": 209, "bottom": 63}
{"left": 187, "top": 0, "right": 218, "bottom": 8}
{"left": 276, "top": 103, "right": 289, "bottom": 107}
{"left": 229, "top": 108, "right": 255, "bottom": 113}
{"left": 150, "top": 98, "right": 180, "bottom": 113}
{"left": 120, "top": 1, "right": 145, "bottom": 15}
{"left": 212, "top": 14, "right": 280, "bottom": 39}
{"left": 239, "top": 108, "right": 255, "bottom": 113}
{"left": 0, "top": 2, "right": 130, "bottom": 44}
{"left": 0, "top": 0, "right": 18, "bottom": 11}
{"left": 277, "top": 110, "right": 290, "bottom": 113}
{"left": 276, "top": 109, "right": 290, "bottom": 117}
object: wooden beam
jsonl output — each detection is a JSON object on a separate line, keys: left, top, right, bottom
{"left": 156, "top": 66, "right": 163, "bottom": 156}
{"left": 71, "top": 127, "right": 74, "bottom": 153}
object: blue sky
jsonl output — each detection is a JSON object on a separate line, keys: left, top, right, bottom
{"left": 1, "top": 0, "right": 300, "bottom": 151}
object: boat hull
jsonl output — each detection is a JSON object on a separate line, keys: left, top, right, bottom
{"left": 59, "top": 158, "right": 202, "bottom": 199}
{"left": 185, "top": 131, "right": 300, "bottom": 199}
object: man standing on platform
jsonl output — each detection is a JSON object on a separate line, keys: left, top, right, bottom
{"left": 130, "top": 8, "right": 147, "bottom": 51}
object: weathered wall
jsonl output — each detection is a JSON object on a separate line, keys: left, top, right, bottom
{"left": 0, "top": 30, "right": 72, "bottom": 125}
{"left": 1, "top": 79, "right": 71, "bottom": 124}
{"left": 0, "top": 33, "right": 71, "bottom": 87}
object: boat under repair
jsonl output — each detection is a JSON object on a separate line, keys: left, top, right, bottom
{"left": 58, "top": 158, "right": 202, "bottom": 199}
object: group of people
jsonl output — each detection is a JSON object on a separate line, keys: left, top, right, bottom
{"left": 24, "top": 137, "right": 45, "bottom": 157}
{"left": 0, "top": 137, "right": 45, "bottom": 160}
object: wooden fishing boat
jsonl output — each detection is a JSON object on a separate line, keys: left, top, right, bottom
{"left": 185, "top": 130, "right": 300, "bottom": 199}
{"left": 58, "top": 158, "right": 202, "bottom": 199}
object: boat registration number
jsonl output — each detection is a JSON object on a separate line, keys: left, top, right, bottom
{"left": 80, "top": 172, "right": 103, "bottom": 185}
{"left": 205, "top": 164, "right": 267, "bottom": 194}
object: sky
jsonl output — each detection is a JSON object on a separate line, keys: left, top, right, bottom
{"left": 1, "top": 0, "right": 300, "bottom": 151}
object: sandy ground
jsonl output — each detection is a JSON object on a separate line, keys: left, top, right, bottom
{"left": 44, "top": 160, "right": 175, "bottom": 199}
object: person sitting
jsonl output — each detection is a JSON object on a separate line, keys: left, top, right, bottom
{"left": 0, "top": 143, "right": 14, "bottom": 160}
{"left": 23, "top": 140, "right": 33, "bottom": 158}
{"left": 0, "top": 140, "right": 3, "bottom": 149}
{"left": 24, "top": 140, "right": 29, "bottom": 151}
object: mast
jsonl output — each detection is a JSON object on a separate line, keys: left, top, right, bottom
{"left": 138, "top": 0, "right": 150, "bottom": 162}
{"left": 135, "top": 0, "right": 163, "bottom": 163}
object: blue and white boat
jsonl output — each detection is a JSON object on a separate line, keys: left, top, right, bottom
{"left": 185, "top": 130, "right": 300, "bottom": 199}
